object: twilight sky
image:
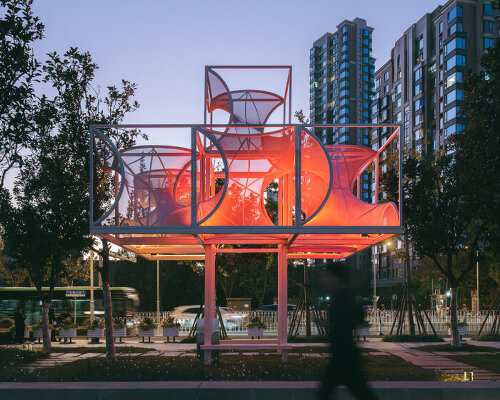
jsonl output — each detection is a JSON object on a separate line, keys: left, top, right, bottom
{"left": 32, "top": 0, "right": 442, "bottom": 127}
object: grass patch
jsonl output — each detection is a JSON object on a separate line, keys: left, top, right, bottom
{"left": 448, "top": 354, "right": 500, "bottom": 374}
{"left": 48, "top": 346, "right": 154, "bottom": 354}
{"left": 415, "top": 343, "right": 500, "bottom": 353}
{"left": 0, "top": 347, "right": 49, "bottom": 379}
{"left": 206, "top": 346, "right": 379, "bottom": 355}
{"left": 289, "top": 336, "right": 330, "bottom": 343}
{"left": 1, "top": 354, "right": 437, "bottom": 382}
{"left": 383, "top": 335, "right": 444, "bottom": 343}
{"left": 472, "top": 334, "right": 500, "bottom": 342}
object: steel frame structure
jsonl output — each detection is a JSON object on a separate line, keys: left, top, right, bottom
{"left": 89, "top": 66, "right": 402, "bottom": 362}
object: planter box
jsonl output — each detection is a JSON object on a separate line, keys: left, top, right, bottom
{"left": 163, "top": 327, "right": 179, "bottom": 338}
{"left": 33, "top": 328, "right": 43, "bottom": 338}
{"left": 448, "top": 327, "right": 467, "bottom": 336}
{"left": 59, "top": 328, "right": 76, "bottom": 343}
{"left": 59, "top": 328, "right": 76, "bottom": 338}
{"left": 248, "top": 327, "right": 264, "bottom": 338}
{"left": 87, "top": 328, "right": 103, "bottom": 338}
{"left": 113, "top": 327, "right": 127, "bottom": 337}
{"left": 138, "top": 328, "right": 155, "bottom": 342}
{"left": 33, "top": 328, "right": 43, "bottom": 342}
{"left": 355, "top": 327, "right": 370, "bottom": 336}
{"left": 355, "top": 327, "right": 370, "bottom": 340}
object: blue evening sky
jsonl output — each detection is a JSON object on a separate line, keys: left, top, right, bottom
{"left": 32, "top": 0, "right": 442, "bottom": 130}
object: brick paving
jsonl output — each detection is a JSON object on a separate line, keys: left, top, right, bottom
{"left": 380, "top": 342, "right": 500, "bottom": 381}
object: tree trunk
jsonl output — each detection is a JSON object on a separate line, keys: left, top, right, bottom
{"left": 449, "top": 286, "right": 460, "bottom": 347}
{"left": 404, "top": 237, "right": 416, "bottom": 335}
{"left": 42, "top": 299, "right": 52, "bottom": 349}
{"left": 304, "top": 263, "right": 311, "bottom": 338}
{"left": 100, "top": 240, "right": 116, "bottom": 363}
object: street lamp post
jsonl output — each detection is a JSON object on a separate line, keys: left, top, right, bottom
{"left": 373, "top": 253, "right": 377, "bottom": 309}
{"left": 476, "top": 250, "right": 479, "bottom": 311}
{"left": 90, "top": 247, "right": 94, "bottom": 322}
{"left": 156, "top": 260, "right": 160, "bottom": 324}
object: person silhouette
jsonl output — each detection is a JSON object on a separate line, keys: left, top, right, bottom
{"left": 14, "top": 306, "right": 26, "bottom": 344}
{"left": 318, "top": 263, "right": 379, "bottom": 400}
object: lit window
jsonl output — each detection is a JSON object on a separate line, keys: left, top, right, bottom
{"left": 484, "top": 3, "right": 493, "bottom": 16}
{"left": 445, "top": 89, "right": 464, "bottom": 105}
{"left": 445, "top": 38, "right": 466, "bottom": 55}
{"left": 414, "top": 114, "right": 423, "bottom": 125}
{"left": 414, "top": 67, "right": 422, "bottom": 81}
{"left": 446, "top": 55, "right": 465, "bottom": 71}
{"left": 444, "top": 106, "right": 460, "bottom": 122}
{"left": 445, "top": 71, "right": 463, "bottom": 88}
{"left": 414, "top": 83, "right": 421, "bottom": 95}
{"left": 484, "top": 21, "right": 494, "bottom": 33}
{"left": 414, "top": 98, "right": 424, "bottom": 111}
{"left": 448, "top": 22, "right": 463, "bottom": 35}
{"left": 484, "top": 38, "right": 494, "bottom": 49}
{"left": 447, "top": 5, "right": 463, "bottom": 22}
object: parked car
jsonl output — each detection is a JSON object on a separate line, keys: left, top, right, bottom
{"left": 170, "top": 305, "right": 243, "bottom": 329}
{"left": 256, "top": 304, "right": 296, "bottom": 312}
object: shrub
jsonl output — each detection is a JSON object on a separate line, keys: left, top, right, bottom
{"left": 161, "top": 317, "right": 180, "bottom": 328}
{"left": 471, "top": 334, "right": 500, "bottom": 342}
{"left": 247, "top": 316, "right": 267, "bottom": 329}
{"left": 356, "top": 320, "right": 371, "bottom": 328}
{"left": 113, "top": 318, "right": 126, "bottom": 329}
{"left": 446, "top": 321, "right": 467, "bottom": 327}
{"left": 59, "top": 317, "right": 77, "bottom": 330}
{"left": 382, "top": 334, "right": 444, "bottom": 342}
{"left": 138, "top": 317, "right": 156, "bottom": 331}
{"left": 87, "top": 318, "right": 104, "bottom": 330}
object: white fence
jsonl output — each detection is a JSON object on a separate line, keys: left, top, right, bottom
{"left": 132, "top": 310, "right": 498, "bottom": 337}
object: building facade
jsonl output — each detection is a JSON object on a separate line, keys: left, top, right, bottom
{"left": 371, "top": 0, "right": 499, "bottom": 288}
{"left": 309, "top": 18, "right": 375, "bottom": 286}
{"left": 309, "top": 17, "right": 375, "bottom": 202}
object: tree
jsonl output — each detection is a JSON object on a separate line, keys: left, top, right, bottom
{"left": 0, "top": 0, "right": 44, "bottom": 188}
{"left": 1, "top": 47, "right": 141, "bottom": 357}
{"left": 59, "top": 255, "right": 89, "bottom": 286}
{"left": 41, "top": 48, "right": 142, "bottom": 361}
{"left": 3, "top": 93, "right": 92, "bottom": 347}
{"left": 452, "top": 31, "right": 500, "bottom": 292}
{"left": 398, "top": 155, "right": 482, "bottom": 346}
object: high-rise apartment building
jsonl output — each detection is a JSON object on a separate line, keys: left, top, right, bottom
{"left": 371, "top": 0, "right": 499, "bottom": 289}
{"left": 309, "top": 17, "right": 375, "bottom": 204}
{"left": 309, "top": 18, "right": 375, "bottom": 279}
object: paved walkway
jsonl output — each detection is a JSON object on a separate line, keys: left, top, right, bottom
{"left": 372, "top": 340, "right": 500, "bottom": 381}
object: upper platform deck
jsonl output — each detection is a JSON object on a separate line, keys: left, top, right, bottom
{"left": 89, "top": 67, "right": 401, "bottom": 260}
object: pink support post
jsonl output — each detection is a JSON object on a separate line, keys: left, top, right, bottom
{"left": 375, "top": 155, "right": 379, "bottom": 204}
{"left": 277, "top": 244, "right": 288, "bottom": 346}
{"left": 357, "top": 176, "right": 361, "bottom": 199}
{"left": 204, "top": 244, "right": 215, "bottom": 363}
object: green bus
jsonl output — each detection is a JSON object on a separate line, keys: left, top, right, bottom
{"left": 0, "top": 286, "right": 139, "bottom": 328}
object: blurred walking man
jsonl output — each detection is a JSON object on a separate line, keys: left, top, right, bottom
{"left": 318, "top": 263, "right": 379, "bottom": 400}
